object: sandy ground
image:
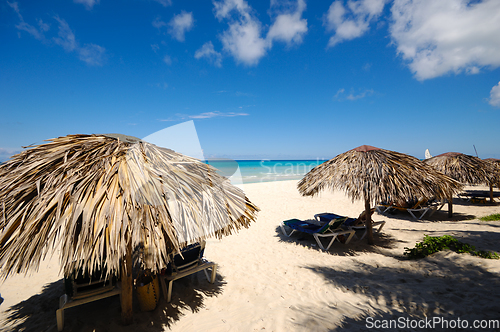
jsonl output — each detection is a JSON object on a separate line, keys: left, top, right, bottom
{"left": 1, "top": 180, "right": 500, "bottom": 331}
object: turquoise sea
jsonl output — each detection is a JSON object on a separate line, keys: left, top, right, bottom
{"left": 205, "top": 159, "right": 328, "bottom": 184}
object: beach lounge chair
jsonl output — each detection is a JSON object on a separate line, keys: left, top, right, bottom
{"left": 56, "top": 267, "right": 120, "bottom": 331}
{"left": 280, "top": 216, "right": 355, "bottom": 250}
{"left": 376, "top": 198, "right": 443, "bottom": 220}
{"left": 314, "top": 212, "right": 386, "bottom": 241}
{"left": 159, "top": 241, "right": 217, "bottom": 303}
{"left": 458, "top": 190, "right": 500, "bottom": 203}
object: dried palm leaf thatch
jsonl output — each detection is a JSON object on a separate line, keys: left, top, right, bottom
{"left": 485, "top": 158, "right": 500, "bottom": 184}
{"left": 424, "top": 152, "right": 494, "bottom": 185}
{"left": 298, "top": 145, "right": 462, "bottom": 205}
{"left": 298, "top": 145, "right": 463, "bottom": 244}
{"left": 0, "top": 134, "right": 259, "bottom": 280}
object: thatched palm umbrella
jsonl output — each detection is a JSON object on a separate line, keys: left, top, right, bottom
{"left": 298, "top": 145, "right": 462, "bottom": 244}
{"left": 424, "top": 152, "right": 494, "bottom": 211}
{"left": 0, "top": 134, "right": 258, "bottom": 323}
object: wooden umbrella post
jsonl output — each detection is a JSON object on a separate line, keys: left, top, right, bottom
{"left": 365, "top": 195, "right": 374, "bottom": 245}
{"left": 490, "top": 183, "right": 494, "bottom": 203}
{"left": 448, "top": 194, "right": 453, "bottom": 218}
{"left": 121, "top": 236, "right": 133, "bottom": 325}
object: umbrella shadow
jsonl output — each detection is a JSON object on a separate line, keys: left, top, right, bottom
{"left": 391, "top": 227, "right": 500, "bottom": 256}
{"left": 1, "top": 273, "right": 225, "bottom": 331}
{"left": 440, "top": 229, "right": 500, "bottom": 253}
{"left": 375, "top": 208, "right": 476, "bottom": 222}
{"left": 275, "top": 226, "right": 403, "bottom": 257}
{"left": 291, "top": 253, "right": 500, "bottom": 330}
{"left": 449, "top": 197, "right": 498, "bottom": 207}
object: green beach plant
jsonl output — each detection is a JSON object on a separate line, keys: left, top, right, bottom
{"left": 479, "top": 213, "right": 500, "bottom": 221}
{"left": 404, "top": 235, "right": 499, "bottom": 259}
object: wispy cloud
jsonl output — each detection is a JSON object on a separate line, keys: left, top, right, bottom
{"left": 152, "top": 17, "right": 167, "bottom": 29}
{"left": 163, "top": 54, "right": 172, "bottom": 65}
{"left": 53, "top": 16, "right": 77, "bottom": 51}
{"left": 8, "top": 3, "right": 106, "bottom": 66}
{"left": 8, "top": 1, "right": 48, "bottom": 41}
{"left": 333, "top": 88, "right": 345, "bottom": 99}
{"left": 0, "top": 148, "right": 22, "bottom": 163}
{"left": 73, "top": 0, "right": 99, "bottom": 10}
{"left": 53, "top": 17, "right": 106, "bottom": 66}
{"left": 153, "top": 0, "right": 172, "bottom": 7}
{"left": 324, "top": 0, "right": 388, "bottom": 48}
{"left": 346, "top": 89, "right": 374, "bottom": 100}
{"left": 390, "top": 0, "right": 500, "bottom": 80}
{"left": 189, "top": 111, "right": 248, "bottom": 119}
{"left": 149, "top": 82, "right": 169, "bottom": 89}
{"left": 159, "top": 111, "right": 249, "bottom": 121}
{"left": 489, "top": 82, "right": 500, "bottom": 108}
{"left": 334, "top": 88, "right": 374, "bottom": 101}
{"left": 168, "top": 11, "right": 194, "bottom": 42}
{"left": 195, "top": 41, "right": 223, "bottom": 67}
{"left": 235, "top": 91, "right": 253, "bottom": 97}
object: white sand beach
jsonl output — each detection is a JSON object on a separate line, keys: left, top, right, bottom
{"left": 1, "top": 180, "right": 500, "bottom": 331}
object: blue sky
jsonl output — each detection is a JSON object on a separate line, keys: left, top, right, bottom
{"left": 1, "top": 0, "right": 500, "bottom": 161}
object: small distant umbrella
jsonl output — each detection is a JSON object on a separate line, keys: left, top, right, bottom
{"left": 424, "top": 152, "right": 494, "bottom": 213}
{"left": 484, "top": 158, "right": 500, "bottom": 201}
{"left": 0, "top": 134, "right": 259, "bottom": 323}
{"left": 298, "top": 145, "right": 462, "bottom": 245}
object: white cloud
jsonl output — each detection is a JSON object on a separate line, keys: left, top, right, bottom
{"left": 212, "top": 0, "right": 308, "bottom": 65}
{"left": 220, "top": 19, "right": 267, "bottom": 65}
{"left": 195, "top": 41, "right": 223, "bottom": 67}
{"left": 163, "top": 54, "right": 172, "bottom": 65}
{"left": 214, "top": 0, "right": 267, "bottom": 66}
{"left": 73, "top": 0, "right": 99, "bottom": 10}
{"left": 390, "top": 0, "right": 500, "bottom": 80}
{"left": 324, "top": 0, "right": 387, "bottom": 47}
{"left": 489, "top": 82, "right": 500, "bottom": 108}
{"left": 168, "top": 11, "right": 194, "bottom": 42}
{"left": 267, "top": 0, "right": 308, "bottom": 47}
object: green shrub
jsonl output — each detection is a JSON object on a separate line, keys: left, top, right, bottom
{"left": 479, "top": 214, "right": 500, "bottom": 221}
{"left": 404, "top": 235, "right": 499, "bottom": 259}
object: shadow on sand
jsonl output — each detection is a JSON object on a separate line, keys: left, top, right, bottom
{"left": 1, "top": 273, "right": 225, "bottom": 331}
{"left": 375, "top": 208, "right": 476, "bottom": 223}
{"left": 294, "top": 250, "right": 500, "bottom": 331}
{"left": 275, "top": 224, "right": 405, "bottom": 257}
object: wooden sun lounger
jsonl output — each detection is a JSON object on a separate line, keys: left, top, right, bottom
{"left": 377, "top": 198, "right": 444, "bottom": 220}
